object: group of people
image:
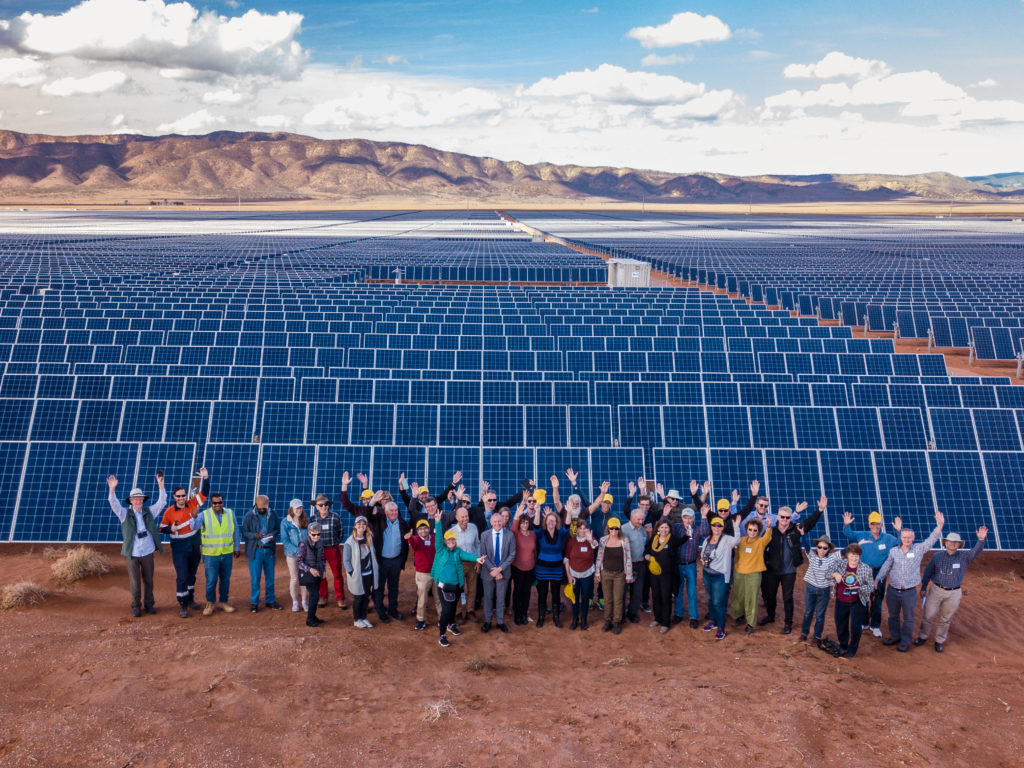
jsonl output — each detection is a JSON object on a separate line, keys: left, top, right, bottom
{"left": 107, "top": 468, "right": 988, "bottom": 655}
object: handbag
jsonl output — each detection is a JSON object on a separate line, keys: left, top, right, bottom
{"left": 299, "top": 569, "right": 318, "bottom": 587}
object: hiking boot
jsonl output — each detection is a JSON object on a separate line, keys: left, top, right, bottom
{"left": 202, "top": 602, "right": 215, "bottom": 616}
{"left": 249, "top": 604, "right": 258, "bottom": 614}
{"left": 439, "top": 635, "right": 450, "bottom": 647}
{"left": 217, "top": 602, "right": 235, "bottom": 613}
{"left": 180, "top": 607, "right": 190, "bottom": 618}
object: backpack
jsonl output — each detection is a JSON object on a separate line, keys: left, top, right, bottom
{"left": 819, "top": 637, "right": 844, "bottom": 657}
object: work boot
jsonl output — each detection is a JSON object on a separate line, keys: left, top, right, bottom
{"left": 217, "top": 602, "right": 235, "bottom": 613}
{"left": 202, "top": 602, "right": 215, "bottom": 616}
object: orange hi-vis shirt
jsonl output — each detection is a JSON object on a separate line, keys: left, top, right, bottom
{"left": 160, "top": 493, "right": 207, "bottom": 539}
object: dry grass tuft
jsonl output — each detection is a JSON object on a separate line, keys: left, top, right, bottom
{"left": 51, "top": 546, "right": 110, "bottom": 586}
{"left": 41, "top": 547, "right": 65, "bottom": 561}
{"left": 423, "top": 697, "right": 459, "bottom": 723}
{"left": 463, "top": 656, "right": 496, "bottom": 675}
{"left": 0, "top": 581, "right": 49, "bottom": 610}
{"left": 604, "top": 656, "right": 632, "bottom": 667}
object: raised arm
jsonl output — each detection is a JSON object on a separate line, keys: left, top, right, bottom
{"left": 106, "top": 475, "right": 127, "bottom": 521}
{"left": 919, "top": 510, "right": 945, "bottom": 550}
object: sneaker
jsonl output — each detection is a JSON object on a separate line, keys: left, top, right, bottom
{"left": 202, "top": 602, "right": 215, "bottom": 617}
{"left": 659, "top": 626, "right": 670, "bottom": 634}
{"left": 448, "top": 624, "right": 462, "bottom": 636}
{"left": 318, "top": 599, "right": 328, "bottom": 608}
{"left": 131, "top": 608, "right": 141, "bottom": 617}
{"left": 871, "top": 627, "right": 883, "bottom": 638}
{"left": 144, "top": 606, "right": 156, "bottom": 615}
{"left": 301, "top": 602, "right": 309, "bottom": 612}
{"left": 703, "top": 621, "right": 715, "bottom": 632}
{"left": 641, "top": 603, "right": 651, "bottom": 613}
{"left": 249, "top": 604, "right": 258, "bottom": 614}
{"left": 715, "top": 629, "right": 727, "bottom": 641}
{"left": 415, "top": 620, "right": 426, "bottom": 631}
{"left": 439, "top": 635, "right": 451, "bottom": 647}
{"left": 292, "top": 601, "right": 300, "bottom": 612}
{"left": 597, "top": 599, "right": 605, "bottom": 611}
{"left": 267, "top": 602, "right": 283, "bottom": 611}
{"left": 743, "top": 625, "right": 755, "bottom": 635}
{"left": 180, "top": 607, "right": 189, "bottom": 618}
{"left": 861, "top": 624, "right": 870, "bottom": 631}
{"left": 337, "top": 601, "right": 348, "bottom": 610}
{"left": 689, "top": 619, "right": 699, "bottom": 629}
{"left": 649, "top": 620, "right": 661, "bottom": 628}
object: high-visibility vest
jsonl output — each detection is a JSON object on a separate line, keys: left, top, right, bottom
{"left": 201, "top": 509, "right": 235, "bottom": 556}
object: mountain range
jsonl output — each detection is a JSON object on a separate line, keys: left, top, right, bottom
{"left": 0, "top": 129, "right": 1021, "bottom": 204}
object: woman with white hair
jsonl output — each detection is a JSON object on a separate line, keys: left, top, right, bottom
{"left": 280, "top": 499, "right": 309, "bottom": 612}
{"left": 343, "top": 515, "right": 380, "bottom": 629}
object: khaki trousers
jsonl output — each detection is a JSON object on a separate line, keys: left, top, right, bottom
{"left": 919, "top": 585, "right": 962, "bottom": 643}
{"left": 415, "top": 571, "right": 440, "bottom": 622}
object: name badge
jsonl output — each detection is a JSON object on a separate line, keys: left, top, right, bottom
{"left": 952, "top": 563, "right": 960, "bottom": 569}
{"left": 878, "top": 544, "right": 886, "bottom": 550}
{"left": 744, "top": 547, "right": 753, "bottom": 553}
{"left": 580, "top": 547, "right": 588, "bottom": 553}
{"left": 906, "top": 552, "right": 915, "bottom": 558}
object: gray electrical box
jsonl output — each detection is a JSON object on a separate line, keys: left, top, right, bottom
{"left": 607, "top": 258, "right": 651, "bottom": 288}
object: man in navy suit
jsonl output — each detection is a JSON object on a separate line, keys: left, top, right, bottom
{"left": 479, "top": 510, "right": 516, "bottom": 633}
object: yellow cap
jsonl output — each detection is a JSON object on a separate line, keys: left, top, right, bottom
{"left": 717, "top": 498, "right": 730, "bottom": 511}
{"left": 443, "top": 529, "right": 458, "bottom": 541}
{"left": 606, "top": 517, "right": 621, "bottom": 529}
{"left": 415, "top": 519, "right": 430, "bottom": 529}
{"left": 418, "top": 486, "right": 429, "bottom": 495}
{"left": 710, "top": 517, "right": 725, "bottom": 526}
{"left": 533, "top": 489, "right": 547, "bottom": 504}
{"left": 602, "top": 494, "right": 613, "bottom": 503}
{"left": 868, "top": 511, "right": 882, "bottom": 524}
{"left": 360, "top": 489, "right": 373, "bottom": 500}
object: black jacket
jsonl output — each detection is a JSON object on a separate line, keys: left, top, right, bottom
{"left": 367, "top": 509, "right": 410, "bottom": 568}
{"left": 763, "top": 507, "right": 824, "bottom": 573}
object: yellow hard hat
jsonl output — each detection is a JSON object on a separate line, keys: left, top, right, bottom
{"left": 443, "top": 529, "right": 458, "bottom": 541}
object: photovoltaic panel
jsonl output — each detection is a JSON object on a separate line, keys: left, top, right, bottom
{"left": 12, "top": 442, "right": 84, "bottom": 540}
{"left": 259, "top": 444, "right": 316, "bottom": 516}
{"left": 372, "top": 446, "right": 426, "bottom": 506}
{"left": 481, "top": 448, "right": 534, "bottom": 507}
{"left": 662, "top": 405, "right": 707, "bottom": 448}
{"left": 928, "top": 408, "right": 978, "bottom": 450}
{"left": 210, "top": 401, "right": 257, "bottom": 444}
{"left": 0, "top": 442, "right": 26, "bottom": 539}
{"left": 874, "top": 451, "right": 936, "bottom": 539}
{"left": 836, "top": 407, "right": 883, "bottom": 449}
{"left": 983, "top": 452, "right": 1024, "bottom": 549}
{"left": 536, "top": 447, "right": 591, "bottom": 501}
{"left": 165, "top": 401, "right": 211, "bottom": 444}
{"left": 879, "top": 408, "right": 927, "bottom": 450}
{"left": 764, "top": 449, "right": 822, "bottom": 520}
{"left": 819, "top": 450, "right": 880, "bottom": 530}
{"left": 971, "top": 409, "right": 1021, "bottom": 451}
{"left": 525, "top": 405, "right": 568, "bottom": 447}
{"left": 350, "top": 403, "right": 395, "bottom": 445}
{"left": 710, "top": 448, "right": 765, "bottom": 502}
{"left": 314, "top": 445, "right": 372, "bottom": 536}
{"left": 590, "top": 448, "right": 646, "bottom": 511}
{"left": 0, "top": 399, "right": 34, "bottom": 440}
{"left": 706, "top": 407, "right": 751, "bottom": 448}
{"left": 569, "top": 405, "right": 612, "bottom": 447}
{"left": 652, "top": 448, "right": 710, "bottom": 494}
{"left": 439, "top": 405, "right": 481, "bottom": 447}
{"left": 261, "top": 402, "right": 307, "bottom": 444}
{"left": 482, "top": 405, "right": 524, "bottom": 447}
{"left": 203, "top": 443, "right": 260, "bottom": 516}
{"left": 426, "top": 447, "right": 481, "bottom": 507}
{"left": 137, "top": 443, "right": 197, "bottom": 505}
{"left": 618, "top": 406, "right": 663, "bottom": 448}
{"left": 927, "top": 451, "right": 991, "bottom": 547}
{"left": 70, "top": 443, "right": 140, "bottom": 542}
{"left": 749, "top": 406, "right": 795, "bottom": 448}
{"left": 30, "top": 399, "right": 79, "bottom": 441}
{"left": 792, "top": 407, "right": 839, "bottom": 449}
{"left": 120, "top": 400, "right": 167, "bottom": 442}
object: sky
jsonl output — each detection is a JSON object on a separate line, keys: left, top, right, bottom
{"left": 0, "top": 0, "right": 1022, "bottom": 175}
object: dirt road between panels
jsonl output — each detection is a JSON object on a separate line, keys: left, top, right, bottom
{"left": 0, "top": 545, "right": 1022, "bottom": 768}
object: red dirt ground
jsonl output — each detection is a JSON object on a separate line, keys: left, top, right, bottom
{"left": 0, "top": 544, "right": 1021, "bottom": 768}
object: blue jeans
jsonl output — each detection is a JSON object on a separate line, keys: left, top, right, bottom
{"left": 571, "top": 574, "right": 595, "bottom": 624}
{"left": 801, "top": 584, "right": 830, "bottom": 639}
{"left": 675, "top": 560, "right": 698, "bottom": 619}
{"left": 204, "top": 554, "right": 233, "bottom": 603}
{"left": 248, "top": 547, "right": 276, "bottom": 605}
{"left": 705, "top": 570, "right": 727, "bottom": 630}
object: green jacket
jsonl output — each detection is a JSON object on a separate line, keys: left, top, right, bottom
{"left": 429, "top": 520, "right": 478, "bottom": 586}
{"left": 121, "top": 507, "right": 163, "bottom": 558}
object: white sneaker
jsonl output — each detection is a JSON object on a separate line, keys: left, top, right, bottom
{"left": 359, "top": 619, "right": 373, "bottom": 628}
{"left": 302, "top": 601, "right": 309, "bottom": 611}
{"left": 292, "top": 601, "right": 300, "bottom": 612}
{"left": 871, "top": 627, "right": 882, "bottom": 638}
{"left": 861, "top": 625, "right": 870, "bottom": 630}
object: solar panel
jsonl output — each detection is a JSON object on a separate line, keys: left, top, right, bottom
{"left": 653, "top": 448, "right": 710, "bottom": 492}
{"left": 426, "top": 447, "right": 481, "bottom": 506}
{"left": 568, "top": 405, "right": 611, "bottom": 447}
{"left": 879, "top": 408, "right": 927, "bottom": 450}
{"left": 439, "top": 405, "right": 481, "bottom": 447}
{"left": 258, "top": 444, "right": 316, "bottom": 516}
{"left": 749, "top": 406, "right": 795, "bottom": 448}
{"left": 706, "top": 407, "right": 751, "bottom": 448}
{"left": 11, "top": 443, "right": 81, "bottom": 540}
{"left": 983, "top": 452, "right": 1024, "bottom": 549}
{"left": 0, "top": 442, "right": 26, "bottom": 540}
{"left": 819, "top": 450, "right": 880, "bottom": 531}
{"left": 262, "top": 401, "right": 307, "bottom": 444}
{"left": 137, "top": 443, "right": 197, "bottom": 507}
{"left": 618, "top": 406, "right": 663, "bottom": 448}
{"left": 662, "top": 405, "right": 708, "bottom": 448}
{"left": 764, "top": 449, "right": 822, "bottom": 521}
{"left": 836, "top": 407, "right": 883, "bottom": 449}
{"left": 482, "top": 448, "right": 535, "bottom": 505}
{"left": 0, "top": 399, "right": 34, "bottom": 441}
{"left": 525, "top": 405, "right": 568, "bottom": 447}
{"left": 203, "top": 443, "right": 261, "bottom": 518}
{"left": 590, "top": 448, "right": 646, "bottom": 510}
{"left": 536, "top": 447, "right": 591, "bottom": 500}
{"left": 70, "top": 443, "right": 140, "bottom": 542}
{"left": 210, "top": 401, "right": 257, "bottom": 443}
{"left": 31, "top": 399, "right": 79, "bottom": 441}
{"left": 710, "top": 448, "right": 765, "bottom": 501}
{"left": 121, "top": 400, "right": 167, "bottom": 442}
{"left": 928, "top": 408, "right": 978, "bottom": 450}
{"left": 927, "top": 451, "right": 991, "bottom": 547}
{"left": 793, "top": 407, "right": 839, "bottom": 449}
{"left": 372, "top": 446, "right": 426, "bottom": 505}
{"left": 873, "top": 451, "right": 937, "bottom": 538}
{"left": 350, "top": 403, "right": 395, "bottom": 446}
{"left": 483, "top": 405, "right": 525, "bottom": 447}
{"left": 165, "top": 401, "right": 211, "bottom": 444}
{"left": 972, "top": 409, "right": 1022, "bottom": 451}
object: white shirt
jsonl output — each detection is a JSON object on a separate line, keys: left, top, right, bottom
{"left": 108, "top": 491, "right": 166, "bottom": 558}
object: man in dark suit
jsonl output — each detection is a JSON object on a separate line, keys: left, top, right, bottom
{"left": 479, "top": 510, "right": 516, "bottom": 633}
{"left": 367, "top": 500, "right": 410, "bottom": 621}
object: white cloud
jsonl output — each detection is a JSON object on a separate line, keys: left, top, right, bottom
{"left": 0, "top": 0, "right": 307, "bottom": 78}
{"left": 111, "top": 113, "right": 124, "bottom": 127}
{"left": 581, "top": 6, "right": 599, "bottom": 13}
{"left": 523, "top": 64, "right": 705, "bottom": 105}
{"left": 41, "top": 69, "right": 128, "bottom": 96}
{"left": 0, "top": 56, "right": 47, "bottom": 87}
{"left": 640, "top": 53, "right": 691, "bottom": 67}
{"left": 202, "top": 88, "right": 244, "bottom": 104}
{"left": 766, "top": 70, "right": 965, "bottom": 109}
{"left": 783, "top": 51, "right": 890, "bottom": 80}
{"left": 650, "top": 89, "right": 739, "bottom": 122}
{"left": 973, "top": 77, "right": 997, "bottom": 88}
{"left": 35, "top": 109, "right": 51, "bottom": 116}
{"left": 377, "top": 54, "right": 408, "bottom": 66}
{"left": 627, "top": 12, "right": 731, "bottom": 48}
{"left": 157, "top": 107, "right": 225, "bottom": 133}
{"left": 252, "top": 114, "right": 292, "bottom": 129}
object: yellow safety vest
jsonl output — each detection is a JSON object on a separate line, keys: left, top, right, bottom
{"left": 201, "top": 508, "right": 235, "bottom": 556}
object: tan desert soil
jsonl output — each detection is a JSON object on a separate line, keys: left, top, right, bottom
{"left": 0, "top": 544, "right": 1021, "bottom": 768}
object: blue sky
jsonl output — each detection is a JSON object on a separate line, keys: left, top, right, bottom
{"left": 0, "top": 0, "right": 1022, "bottom": 174}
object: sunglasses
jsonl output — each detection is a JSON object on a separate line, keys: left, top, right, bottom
{"left": 778, "top": 515, "right": 791, "bottom": 520}
{"left": 608, "top": 526, "right": 621, "bottom": 531}
{"left": 309, "top": 533, "right": 321, "bottom": 538}
{"left": 211, "top": 501, "right": 224, "bottom": 505}
{"left": 816, "top": 544, "right": 830, "bottom": 550}
{"left": 174, "top": 494, "right": 187, "bottom": 499}
{"left": 316, "top": 503, "right": 329, "bottom": 507}
{"left": 711, "top": 523, "right": 724, "bottom": 528}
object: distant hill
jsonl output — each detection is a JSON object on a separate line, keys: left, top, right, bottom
{"left": 0, "top": 129, "right": 1019, "bottom": 204}
{"left": 966, "top": 172, "right": 1024, "bottom": 191}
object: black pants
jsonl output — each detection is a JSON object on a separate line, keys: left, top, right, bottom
{"left": 869, "top": 567, "right": 887, "bottom": 629}
{"left": 170, "top": 536, "right": 201, "bottom": 606}
{"left": 304, "top": 576, "right": 321, "bottom": 624}
{"left": 439, "top": 583, "right": 461, "bottom": 637}
{"left": 511, "top": 566, "right": 534, "bottom": 621}
{"left": 761, "top": 570, "right": 797, "bottom": 625}
{"left": 571, "top": 574, "right": 595, "bottom": 623}
{"left": 627, "top": 562, "right": 647, "bottom": 616}
{"left": 834, "top": 599, "right": 867, "bottom": 656}
{"left": 354, "top": 572, "right": 374, "bottom": 622}
{"left": 536, "top": 579, "right": 561, "bottom": 613}
{"left": 650, "top": 570, "right": 674, "bottom": 627}
{"left": 375, "top": 556, "right": 402, "bottom": 615}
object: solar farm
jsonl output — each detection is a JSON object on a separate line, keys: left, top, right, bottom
{"left": 1, "top": 209, "right": 1021, "bottom": 549}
